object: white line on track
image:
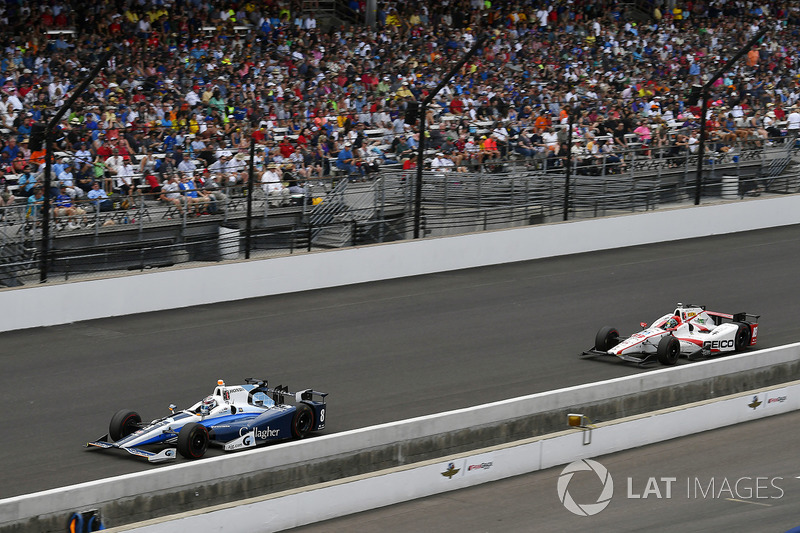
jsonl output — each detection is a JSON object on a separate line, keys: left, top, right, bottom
{"left": 725, "top": 498, "right": 773, "bottom": 507}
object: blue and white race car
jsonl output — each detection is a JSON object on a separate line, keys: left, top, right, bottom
{"left": 86, "top": 378, "right": 327, "bottom": 461}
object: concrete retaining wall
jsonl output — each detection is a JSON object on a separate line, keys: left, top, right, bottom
{"left": 109, "top": 379, "right": 800, "bottom": 532}
{"left": 2, "top": 343, "right": 799, "bottom": 532}
{"left": 2, "top": 195, "right": 800, "bottom": 333}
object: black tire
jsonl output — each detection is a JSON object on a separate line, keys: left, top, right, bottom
{"left": 177, "top": 422, "right": 209, "bottom": 459}
{"left": 109, "top": 409, "right": 142, "bottom": 441}
{"left": 291, "top": 403, "right": 315, "bottom": 439}
{"left": 734, "top": 323, "right": 751, "bottom": 351}
{"left": 594, "top": 326, "right": 620, "bottom": 351}
{"left": 657, "top": 335, "right": 680, "bottom": 366}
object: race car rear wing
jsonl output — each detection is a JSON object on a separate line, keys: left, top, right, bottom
{"left": 244, "top": 378, "right": 327, "bottom": 405}
{"left": 706, "top": 311, "right": 760, "bottom": 324}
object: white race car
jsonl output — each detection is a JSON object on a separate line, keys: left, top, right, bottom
{"left": 582, "top": 303, "right": 759, "bottom": 366}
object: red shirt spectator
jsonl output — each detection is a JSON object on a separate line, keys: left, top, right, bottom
{"left": 252, "top": 127, "right": 267, "bottom": 144}
{"left": 279, "top": 139, "right": 294, "bottom": 158}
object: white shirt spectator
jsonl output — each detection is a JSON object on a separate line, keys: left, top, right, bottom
{"left": 185, "top": 90, "right": 201, "bottom": 106}
{"left": 687, "top": 134, "right": 699, "bottom": 154}
{"left": 6, "top": 90, "right": 23, "bottom": 111}
{"left": 115, "top": 163, "right": 135, "bottom": 190}
{"left": 261, "top": 166, "right": 290, "bottom": 206}
{"left": 75, "top": 148, "right": 93, "bottom": 168}
{"left": 261, "top": 169, "right": 282, "bottom": 193}
{"left": 431, "top": 154, "right": 455, "bottom": 171}
{"left": 492, "top": 127, "right": 509, "bottom": 144}
{"left": 137, "top": 18, "right": 151, "bottom": 33}
{"left": 787, "top": 108, "right": 800, "bottom": 131}
{"left": 105, "top": 154, "right": 124, "bottom": 175}
{"left": 178, "top": 157, "right": 197, "bottom": 176}
{"left": 542, "top": 130, "right": 559, "bottom": 149}
{"left": 162, "top": 179, "right": 181, "bottom": 200}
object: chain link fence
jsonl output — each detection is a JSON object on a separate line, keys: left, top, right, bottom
{"left": 1, "top": 140, "right": 798, "bottom": 288}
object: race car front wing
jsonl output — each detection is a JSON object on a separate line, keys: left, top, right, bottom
{"left": 581, "top": 348, "right": 660, "bottom": 366}
{"left": 86, "top": 435, "right": 177, "bottom": 463}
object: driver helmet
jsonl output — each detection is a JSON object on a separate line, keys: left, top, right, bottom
{"left": 200, "top": 395, "right": 216, "bottom": 415}
{"left": 665, "top": 316, "right": 680, "bottom": 329}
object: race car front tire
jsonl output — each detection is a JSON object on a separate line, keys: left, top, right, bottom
{"left": 594, "top": 326, "right": 620, "bottom": 352}
{"left": 291, "top": 403, "right": 315, "bottom": 439}
{"left": 734, "top": 323, "right": 751, "bottom": 351}
{"left": 657, "top": 335, "right": 680, "bottom": 366}
{"left": 177, "top": 422, "right": 209, "bottom": 459}
{"left": 109, "top": 409, "right": 142, "bottom": 441}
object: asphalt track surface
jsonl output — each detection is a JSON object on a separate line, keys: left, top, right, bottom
{"left": 2, "top": 224, "right": 800, "bottom": 499}
{"left": 294, "top": 410, "right": 800, "bottom": 533}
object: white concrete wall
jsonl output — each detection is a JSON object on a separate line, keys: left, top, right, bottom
{"left": 111, "top": 381, "right": 800, "bottom": 532}
{"left": 2, "top": 195, "right": 800, "bottom": 333}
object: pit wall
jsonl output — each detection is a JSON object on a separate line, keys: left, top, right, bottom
{"left": 110, "top": 379, "right": 800, "bottom": 532}
{"left": 2, "top": 195, "right": 800, "bottom": 333}
{"left": 2, "top": 343, "right": 798, "bottom": 532}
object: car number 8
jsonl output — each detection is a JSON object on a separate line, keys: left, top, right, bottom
{"left": 319, "top": 408, "right": 325, "bottom": 423}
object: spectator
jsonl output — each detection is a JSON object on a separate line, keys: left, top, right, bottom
{"left": 57, "top": 162, "right": 84, "bottom": 200}
{"left": 336, "top": 142, "right": 363, "bottom": 179}
{"left": 178, "top": 174, "right": 210, "bottom": 216}
{"left": 787, "top": 105, "right": 800, "bottom": 137}
{"left": 87, "top": 181, "right": 113, "bottom": 212}
{"left": 53, "top": 185, "right": 87, "bottom": 229}
{"left": 115, "top": 156, "right": 137, "bottom": 206}
{"left": 0, "top": 175, "right": 16, "bottom": 211}
{"left": 261, "top": 163, "right": 291, "bottom": 207}
{"left": 159, "top": 174, "right": 187, "bottom": 216}
{"left": 26, "top": 187, "right": 45, "bottom": 222}
{"left": 431, "top": 152, "right": 455, "bottom": 172}
{"left": 178, "top": 153, "right": 198, "bottom": 177}
{"left": 202, "top": 173, "right": 228, "bottom": 214}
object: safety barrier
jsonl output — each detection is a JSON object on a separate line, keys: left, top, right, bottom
{"left": 2, "top": 342, "right": 799, "bottom": 532}
{"left": 1, "top": 194, "right": 800, "bottom": 333}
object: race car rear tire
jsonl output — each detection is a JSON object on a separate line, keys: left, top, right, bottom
{"left": 291, "top": 403, "right": 315, "bottom": 439}
{"left": 734, "top": 323, "right": 751, "bottom": 351}
{"left": 657, "top": 335, "right": 680, "bottom": 366}
{"left": 594, "top": 326, "right": 620, "bottom": 351}
{"left": 109, "top": 409, "right": 142, "bottom": 441}
{"left": 177, "top": 422, "right": 209, "bottom": 459}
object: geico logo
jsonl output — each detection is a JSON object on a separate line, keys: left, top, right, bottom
{"left": 703, "top": 339, "right": 734, "bottom": 349}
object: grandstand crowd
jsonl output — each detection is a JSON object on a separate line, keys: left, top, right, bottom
{"left": 2, "top": 0, "right": 800, "bottom": 216}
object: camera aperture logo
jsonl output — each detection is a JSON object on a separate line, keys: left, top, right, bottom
{"left": 557, "top": 458, "right": 786, "bottom": 516}
{"left": 557, "top": 459, "right": 614, "bottom": 516}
